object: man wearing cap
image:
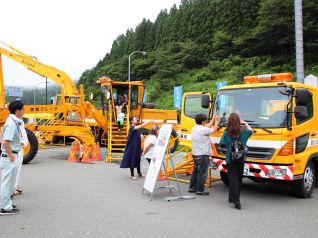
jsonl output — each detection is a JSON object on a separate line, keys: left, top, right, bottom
{"left": 0, "top": 100, "right": 24, "bottom": 215}
{"left": 188, "top": 114, "right": 219, "bottom": 196}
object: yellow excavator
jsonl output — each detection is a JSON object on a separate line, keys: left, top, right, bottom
{"left": 0, "top": 43, "right": 179, "bottom": 163}
{"left": 0, "top": 43, "right": 99, "bottom": 163}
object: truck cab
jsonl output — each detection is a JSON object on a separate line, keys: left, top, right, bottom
{"left": 211, "top": 73, "right": 318, "bottom": 198}
{"left": 180, "top": 73, "right": 318, "bottom": 198}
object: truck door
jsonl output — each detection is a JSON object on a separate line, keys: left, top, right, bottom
{"left": 180, "top": 93, "right": 211, "bottom": 145}
{"left": 293, "top": 88, "right": 316, "bottom": 167}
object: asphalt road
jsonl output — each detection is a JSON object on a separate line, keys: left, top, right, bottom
{"left": 0, "top": 146, "right": 318, "bottom": 238}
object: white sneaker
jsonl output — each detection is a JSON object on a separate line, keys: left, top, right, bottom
{"left": 130, "top": 176, "right": 138, "bottom": 180}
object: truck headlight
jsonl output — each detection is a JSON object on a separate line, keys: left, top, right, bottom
{"left": 266, "top": 169, "right": 287, "bottom": 177}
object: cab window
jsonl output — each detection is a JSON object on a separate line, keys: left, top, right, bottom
{"left": 184, "top": 95, "right": 209, "bottom": 118}
{"left": 131, "top": 86, "right": 138, "bottom": 109}
{"left": 296, "top": 91, "right": 313, "bottom": 125}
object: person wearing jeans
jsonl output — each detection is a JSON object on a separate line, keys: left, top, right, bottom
{"left": 219, "top": 113, "right": 253, "bottom": 210}
{"left": 0, "top": 100, "right": 24, "bottom": 216}
{"left": 189, "top": 155, "right": 210, "bottom": 194}
{"left": 189, "top": 114, "right": 219, "bottom": 196}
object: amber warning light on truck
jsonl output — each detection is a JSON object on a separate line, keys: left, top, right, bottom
{"left": 244, "top": 72, "right": 293, "bottom": 84}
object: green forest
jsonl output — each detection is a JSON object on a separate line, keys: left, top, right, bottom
{"left": 78, "top": 0, "right": 318, "bottom": 109}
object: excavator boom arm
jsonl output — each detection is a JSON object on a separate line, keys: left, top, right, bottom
{"left": 0, "top": 45, "right": 79, "bottom": 97}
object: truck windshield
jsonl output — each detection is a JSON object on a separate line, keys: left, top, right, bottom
{"left": 213, "top": 87, "right": 290, "bottom": 128}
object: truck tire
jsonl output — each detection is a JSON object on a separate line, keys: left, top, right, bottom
{"left": 169, "top": 130, "right": 178, "bottom": 153}
{"left": 139, "top": 128, "right": 150, "bottom": 152}
{"left": 138, "top": 128, "right": 178, "bottom": 153}
{"left": 23, "top": 128, "right": 39, "bottom": 164}
{"left": 291, "top": 161, "right": 315, "bottom": 198}
{"left": 220, "top": 171, "right": 229, "bottom": 185}
{"left": 138, "top": 128, "right": 150, "bottom": 136}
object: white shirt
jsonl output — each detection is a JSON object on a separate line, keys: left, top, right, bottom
{"left": 18, "top": 121, "right": 29, "bottom": 157}
{"left": 191, "top": 125, "right": 214, "bottom": 156}
{"left": 143, "top": 135, "right": 157, "bottom": 159}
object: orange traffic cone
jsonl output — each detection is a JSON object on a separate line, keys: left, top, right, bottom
{"left": 97, "top": 142, "right": 102, "bottom": 160}
{"left": 67, "top": 144, "right": 77, "bottom": 162}
{"left": 81, "top": 146, "right": 92, "bottom": 163}
{"left": 91, "top": 143, "right": 102, "bottom": 161}
{"left": 157, "top": 169, "right": 167, "bottom": 181}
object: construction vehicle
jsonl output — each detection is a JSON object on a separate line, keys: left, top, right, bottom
{"left": 0, "top": 43, "right": 99, "bottom": 163}
{"left": 179, "top": 72, "right": 318, "bottom": 198}
{"left": 90, "top": 76, "right": 179, "bottom": 162}
{"left": 0, "top": 43, "right": 179, "bottom": 163}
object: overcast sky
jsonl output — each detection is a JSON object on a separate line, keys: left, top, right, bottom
{"left": 0, "top": 0, "right": 180, "bottom": 88}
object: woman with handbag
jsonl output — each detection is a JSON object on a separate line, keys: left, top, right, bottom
{"left": 219, "top": 113, "right": 253, "bottom": 210}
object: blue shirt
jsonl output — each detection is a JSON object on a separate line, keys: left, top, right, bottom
{"left": 1, "top": 116, "right": 22, "bottom": 153}
{"left": 219, "top": 129, "right": 253, "bottom": 164}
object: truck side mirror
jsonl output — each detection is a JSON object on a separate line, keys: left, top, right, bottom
{"left": 201, "top": 94, "right": 210, "bottom": 108}
{"left": 294, "top": 106, "right": 308, "bottom": 119}
{"left": 279, "top": 87, "right": 292, "bottom": 95}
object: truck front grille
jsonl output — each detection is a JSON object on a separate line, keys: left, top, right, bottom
{"left": 215, "top": 143, "right": 275, "bottom": 160}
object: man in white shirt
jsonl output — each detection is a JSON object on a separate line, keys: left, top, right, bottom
{"left": 189, "top": 114, "right": 219, "bottom": 196}
{"left": 0, "top": 100, "right": 24, "bottom": 215}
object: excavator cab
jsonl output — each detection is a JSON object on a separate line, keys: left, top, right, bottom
{"left": 55, "top": 95, "right": 80, "bottom": 105}
{"left": 98, "top": 77, "right": 145, "bottom": 122}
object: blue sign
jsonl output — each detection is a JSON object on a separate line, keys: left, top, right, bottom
{"left": 174, "top": 86, "right": 182, "bottom": 110}
{"left": 216, "top": 81, "right": 227, "bottom": 90}
{"left": 216, "top": 82, "right": 228, "bottom": 110}
{"left": 143, "top": 89, "right": 147, "bottom": 103}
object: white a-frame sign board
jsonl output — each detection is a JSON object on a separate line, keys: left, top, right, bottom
{"left": 143, "top": 124, "right": 172, "bottom": 193}
{"left": 143, "top": 124, "right": 195, "bottom": 202}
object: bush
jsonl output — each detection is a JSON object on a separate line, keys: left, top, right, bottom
{"left": 194, "top": 71, "right": 211, "bottom": 83}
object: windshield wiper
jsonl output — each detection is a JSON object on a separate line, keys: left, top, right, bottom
{"left": 258, "top": 127, "right": 272, "bottom": 133}
{"left": 217, "top": 114, "right": 227, "bottom": 130}
{"left": 241, "top": 120, "right": 272, "bottom": 133}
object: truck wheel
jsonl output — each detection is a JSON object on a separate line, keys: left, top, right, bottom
{"left": 23, "top": 128, "right": 39, "bottom": 164}
{"left": 138, "top": 128, "right": 150, "bottom": 152}
{"left": 291, "top": 161, "right": 315, "bottom": 198}
{"left": 220, "top": 171, "right": 229, "bottom": 185}
{"left": 138, "top": 128, "right": 150, "bottom": 136}
{"left": 138, "top": 128, "right": 178, "bottom": 153}
{"left": 169, "top": 130, "right": 179, "bottom": 153}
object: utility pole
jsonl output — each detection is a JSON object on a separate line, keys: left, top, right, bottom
{"left": 294, "top": 0, "right": 304, "bottom": 83}
{"left": 128, "top": 51, "right": 147, "bottom": 82}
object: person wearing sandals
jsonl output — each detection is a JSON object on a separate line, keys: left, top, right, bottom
{"left": 142, "top": 125, "right": 160, "bottom": 164}
{"left": 188, "top": 114, "right": 219, "bottom": 196}
{"left": 120, "top": 117, "right": 151, "bottom": 180}
{"left": 0, "top": 100, "right": 24, "bottom": 216}
{"left": 219, "top": 113, "right": 253, "bottom": 210}
{"left": 12, "top": 118, "right": 29, "bottom": 197}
